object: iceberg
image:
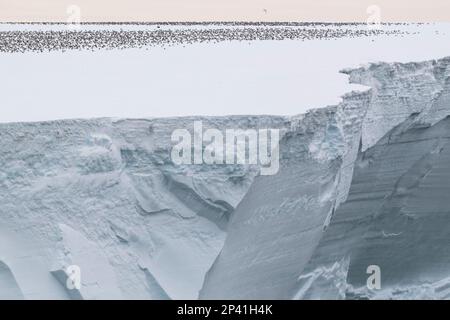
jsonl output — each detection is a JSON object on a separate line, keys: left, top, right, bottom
{"left": 0, "top": 24, "right": 449, "bottom": 299}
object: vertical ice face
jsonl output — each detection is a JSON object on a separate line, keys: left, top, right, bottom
{"left": 0, "top": 116, "right": 284, "bottom": 299}
{"left": 200, "top": 56, "right": 450, "bottom": 299}
{"left": 297, "top": 114, "right": 450, "bottom": 299}
{"left": 199, "top": 97, "right": 369, "bottom": 299}
{"left": 343, "top": 57, "right": 450, "bottom": 152}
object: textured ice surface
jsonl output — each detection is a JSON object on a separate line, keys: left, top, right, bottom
{"left": 1, "top": 56, "right": 450, "bottom": 299}
{"left": 1, "top": 27, "right": 450, "bottom": 299}
{"left": 0, "top": 116, "right": 284, "bottom": 299}
{"left": 294, "top": 113, "right": 450, "bottom": 300}
{"left": 200, "top": 56, "right": 450, "bottom": 299}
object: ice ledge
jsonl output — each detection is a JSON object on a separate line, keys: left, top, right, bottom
{"left": 1, "top": 56, "right": 450, "bottom": 299}
{"left": 341, "top": 56, "right": 450, "bottom": 151}
{"left": 200, "top": 55, "right": 450, "bottom": 299}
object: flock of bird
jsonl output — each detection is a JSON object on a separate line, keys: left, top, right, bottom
{"left": 0, "top": 22, "right": 408, "bottom": 53}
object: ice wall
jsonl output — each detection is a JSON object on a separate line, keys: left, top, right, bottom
{"left": 200, "top": 56, "right": 450, "bottom": 299}
{"left": 0, "top": 116, "right": 284, "bottom": 299}
{"left": 1, "top": 57, "right": 449, "bottom": 299}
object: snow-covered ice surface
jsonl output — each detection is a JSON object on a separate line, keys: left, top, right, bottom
{"left": 0, "top": 23, "right": 450, "bottom": 299}
{"left": 0, "top": 23, "right": 450, "bottom": 122}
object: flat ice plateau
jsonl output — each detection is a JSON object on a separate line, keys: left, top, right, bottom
{"left": 1, "top": 23, "right": 450, "bottom": 299}
{"left": 1, "top": 23, "right": 450, "bottom": 122}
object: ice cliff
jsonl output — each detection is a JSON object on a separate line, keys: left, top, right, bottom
{"left": 1, "top": 56, "right": 450, "bottom": 299}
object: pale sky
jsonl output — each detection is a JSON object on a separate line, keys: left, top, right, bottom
{"left": 1, "top": 0, "right": 450, "bottom": 22}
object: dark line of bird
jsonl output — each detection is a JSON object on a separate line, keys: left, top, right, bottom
{"left": 0, "top": 24, "right": 409, "bottom": 53}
